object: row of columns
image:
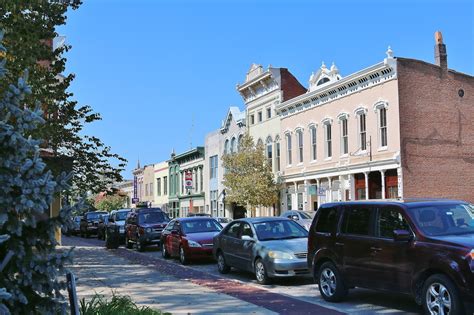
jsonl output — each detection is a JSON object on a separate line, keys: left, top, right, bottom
{"left": 179, "top": 166, "right": 204, "bottom": 195}
{"left": 288, "top": 169, "right": 391, "bottom": 211}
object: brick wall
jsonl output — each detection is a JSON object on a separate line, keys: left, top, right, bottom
{"left": 280, "top": 68, "right": 307, "bottom": 101}
{"left": 397, "top": 58, "right": 474, "bottom": 203}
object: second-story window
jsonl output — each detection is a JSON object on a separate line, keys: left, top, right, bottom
{"left": 163, "top": 176, "right": 168, "bottom": 195}
{"left": 310, "top": 126, "right": 317, "bottom": 161}
{"left": 258, "top": 111, "right": 263, "bottom": 122}
{"left": 379, "top": 107, "right": 387, "bottom": 147}
{"left": 341, "top": 118, "right": 348, "bottom": 155}
{"left": 250, "top": 114, "right": 255, "bottom": 125}
{"left": 286, "top": 133, "right": 292, "bottom": 165}
{"left": 359, "top": 113, "right": 367, "bottom": 151}
{"left": 266, "top": 139, "right": 273, "bottom": 169}
{"left": 276, "top": 140, "right": 281, "bottom": 171}
{"left": 157, "top": 178, "right": 161, "bottom": 196}
{"left": 297, "top": 129, "right": 303, "bottom": 163}
{"left": 324, "top": 122, "right": 332, "bottom": 158}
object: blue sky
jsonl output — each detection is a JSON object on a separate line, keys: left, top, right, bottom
{"left": 61, "top": 0, "right": 474, "bottom": 179}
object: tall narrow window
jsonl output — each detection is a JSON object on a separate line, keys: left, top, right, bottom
{"left": 324, "top": 123, "right": 332, "bottom": 158}
{"left": 238, "top": 134, "right": 243, "bottom": 151}
{"left": 230, "top": 137, "right": 236, "bottom": 154}
{"left": 250, "top": 114, "right": 255, "bottom": 125}
{"left": 286, "top": 133, "right": 292, "bottom": 165}
{"left": 310, "top": 126, "right": 317, "bottom": 160}
{"left": 266, "top": 107, "right": 272, "bottom": 119}
{"left": 157, "top": 178, "right": 161, "bottom": 196}
{"left": 380, "top": 108, "right": 387, "bottom": 147}
{"left": 224, "top": 139, "right": 230, "bottom": 154}
{"left": 341, "top": 118, "right": 348, "bottom": 155}
{"left": 258, "top": 111, "right": 263, "bottom": 122}
{"left": 266, "top": 139, "right": 273, "bottom": 169}
{"left": 297, "top": 130, "right": 303, "bottom": 163}
{"left": 163, "top": 176, "right": 168, "bottom": 195}
{"left": 276, "top": 141, "right": 281, "bottom": 171}
{"left": 359, "top": 114, "right": 367, "bottom": 151}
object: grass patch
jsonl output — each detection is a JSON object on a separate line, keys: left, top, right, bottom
{"left": 80, "top": 292, "right": 170, "bottom": 315}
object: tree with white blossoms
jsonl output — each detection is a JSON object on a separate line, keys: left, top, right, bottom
{"left": 0, "top": 31, "right": 83, "bottom": 314}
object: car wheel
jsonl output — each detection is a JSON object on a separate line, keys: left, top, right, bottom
{"left": 125, "top": 235, "right": 133, "bottom": 249}
{"left": 422, "top": 274, "right": 463, "bottom": 315}
{"left": 254, "top": 258, "right": 271, "bottom": 285}
{"left": 217, "top": 251, "right": 230, "bottom": 274}
{"left": 179, "top": 246, "right": 188, "bottom": 265}
{"left": 137, "top": 239, "right": 145, "bottom": 252}
{"left": 317, "top": 262, "right": 348, "bottom": 302}
{"left": 162, "top": 243, "right": 170, "bottom": 258}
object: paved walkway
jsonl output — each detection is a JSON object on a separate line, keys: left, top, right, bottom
{"left": 62, "top": 237, "right": 344, "bottom": 314}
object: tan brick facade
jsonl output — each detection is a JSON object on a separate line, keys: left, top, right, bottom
{"left": 397, "top": 58, "right": 474, "bottom": 203}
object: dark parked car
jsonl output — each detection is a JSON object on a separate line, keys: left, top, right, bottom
{"left": 105, "top": 209, "right": 130, "bottom": 247}
{"left": 125, "top": 208, "right": 170, "bottom": 251}
{"left": 308, "top": 199, "right": 474, "bottom": 315}
{"left": 213, "top": 217, "right": 309, "bottom": 284}
{"left": 161, "top": 217, "right": 222, "bottom": 264}
{"left": 97, "top": 213, "right": 109, "bottom": 240}
{"left": 80, "top": 211, "right": 108, "bottom": 238}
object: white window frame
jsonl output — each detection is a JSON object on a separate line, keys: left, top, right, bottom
{"left": 373, "top": 101, "right": 389, "bottom": 150}
{"left": 337, "top": 113, "right": 349, "bottom": 157}
{"left": 322, "top": 118, "right": 333, "bottom": 159}
{"left": 285, "top": 132, "right": 292, "bottom": 166}
{"left": 309, "top": 124, "right": 317, "bottom": 161}
{"left": 354, "top": 107, "right": 368, "bottom": 152}
{"left": 296, "top": 128, "right": 304, "bottom": 164}
{"left": 275, "top": 137, "right": 281, "bottom": 172}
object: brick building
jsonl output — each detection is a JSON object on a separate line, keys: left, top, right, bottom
{"left": 276, "top": 32, "right": 473, "bottom": 211}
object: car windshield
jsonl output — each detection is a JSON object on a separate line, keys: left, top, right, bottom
{"left": 253, "top": 220, "right": 308, "bottom": 241}
{"left": 300, "top": 212, "right": 315, "bottom": 219}
{"left": 409, "top": 203, "right": 474, "bottom": 236}
{"left": 138, "top": 212, "right": 168, "bottom": 224}
{"left": 87, "top": 212, "right": 106, "bottom": 220}
{"left": 181, "top": 219, "right": 222, "bottom": 234}
{"left": 116, "top": 211, "right": 129, "bottom": 221}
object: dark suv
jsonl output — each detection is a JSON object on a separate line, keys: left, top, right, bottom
{"left": 125, "top": 208, "right": 170, "bottom": 251}
{"left": 80, "top": 211, "right": 108, "bottom": 238}
{"left": 308, "top": 199, "right": 474, "bottom": 315}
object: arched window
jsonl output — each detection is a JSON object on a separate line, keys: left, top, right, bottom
{"left": 317, "top": 77, "right": 330, "bottom": 86}
{"left": 238, "top": 134, "right": 243, "bottom": 151}
{"left": 266, "top": 137, "right": 273, "bottom": 169}
{"left": 322, "top": 118, "right": 333, "bottom": 158}
{"left": 309, "top": 125, "right": 317, "bottom": 161}
{"left": 257, "top": 138, "right": 263, "bottom": 148}
{"left": 224, "top": 139, "right": 230, "bottom": 154}
{"left": 230, "top": 137, "right": 236, "bottom": 154}
{"left": 296, "top": 129, "right": 303, "bottom": 163}
{"left": 275, "top": 135, "right": 281, "bottom": 171}
{"left": 286, "top": 133, "right": 292, "bottom": 165}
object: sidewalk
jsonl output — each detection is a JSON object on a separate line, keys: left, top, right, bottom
{"left": 65, "top": 244, "right": 275, "bottom": 315}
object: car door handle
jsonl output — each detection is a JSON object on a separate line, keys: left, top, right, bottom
{"left": 335, "top": 242, "right": 344, "bottom": 246}
{"left": 370, "top": 247, "right": 382, "bottom": 252}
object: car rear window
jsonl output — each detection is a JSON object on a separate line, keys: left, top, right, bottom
{"left": 315, "top": 207, "right": 338, "bottom": 233}
{"left": 138, "top": 211, "right": 168, "bottom": 224}
{"left": 341, "top": 207, "right": 372, "bottom": 236}
{"left": 181, "top": 219, "right": 222, "bottom": 234}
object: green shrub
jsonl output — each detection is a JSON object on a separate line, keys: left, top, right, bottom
{"left": 80, "top": 292, "right": 169, "bottom": 315}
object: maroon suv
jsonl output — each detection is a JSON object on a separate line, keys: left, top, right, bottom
{"left": 308, "top": 199, "right": 474, "bottom": 315}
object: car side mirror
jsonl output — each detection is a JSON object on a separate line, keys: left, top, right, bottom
{"left": 291, "top": 215, "right": 299, "bottom": 221}
{"left": 241, "top": 235, "right": 255, "bottom": 242}
{"left": 393, "top": 229, "right": 412, "bottom": 242}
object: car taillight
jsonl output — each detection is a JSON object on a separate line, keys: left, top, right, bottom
{"left": 139, "top": 227, "right": 145, "bottom": 235}
{"left": 468, "top": 250, "right": 474, "bottom": 260}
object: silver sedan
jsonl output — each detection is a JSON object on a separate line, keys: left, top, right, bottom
{"left": 213, "top": 217, "right": 309, "bottom": 284}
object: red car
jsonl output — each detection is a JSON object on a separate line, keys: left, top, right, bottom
{"left": 160, "top": 217, "right": 222, "bottom": 264}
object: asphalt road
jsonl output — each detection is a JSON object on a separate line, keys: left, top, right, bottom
{"left": 64, "top": 235, "right": 422, "bottom": 315}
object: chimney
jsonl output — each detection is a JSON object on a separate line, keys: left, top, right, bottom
{"left": 434, "top": 31, "right": 447, "bottom": 70}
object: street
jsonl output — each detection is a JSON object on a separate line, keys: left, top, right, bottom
{"left": 63, "top": 236, "right": 422, "bottom": 315}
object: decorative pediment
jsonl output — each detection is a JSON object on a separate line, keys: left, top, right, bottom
{"left": 308, "top": 61, "right": 342, "bottom": 92}
{"left": 246, "top": 63, "right": 264, "bottom": 82}
{"left": 220, "top": 106, "right": 246, "bottom": 133}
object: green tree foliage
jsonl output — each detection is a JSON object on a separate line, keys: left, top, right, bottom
{"left": 0, "top": 31, "right": 84, "bottom": 314}
{"left": 95, "top": 194, "right": 126, "bottom": 212}
{"left": 0, "top": 0, "right": 126, "bottom": 195}
{"left": 222, "top": 133, "right": 279, "bottom": 216}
